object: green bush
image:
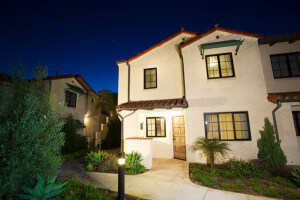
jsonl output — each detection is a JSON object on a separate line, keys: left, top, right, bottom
{"left": 273, "top": 176, "right": 297, "bottom": 188}
{"left": 57, "top": 178, "right": 111, "bottom": 200}
{"left": 253, "top": 185, "right": 278, "bottom": 197}
{"left": 245, "top": 178, "right": 261, "bottom": 187}
{"left": 86, "top": 163, "right": 94, "bottom": 171}
{"left": 85, "top": 151, "right": 106, "bottom": 165}
{"left": 232, "top": 180, "right": 247, "bottom": 193}
{"left": 125, "top": 151, "right": 146, "bottom": 174}
{"left": 61, "top": 115, "right": 88, "bottom": 154}
{"left": 101, "top": 120, "right": 121, "bottom": 150}
{"left": 73, "top": 149, "right": 89, "bottom": 158}
{"left": 257, "top": 118, "right": 287, "bottom": 171}
{"left": 219, "top": 183, "right": 231, "bottom": 189}
{"left": 279, "top": 189, "right": 300, "bottom": 199}
{"left": 62, "top": 154, "right": 75, "bottom": 161}
{"left": 291, "top": 168, "right": 300, "bottom": 186}
{"left": 223, "top": 159, "right": 260, "bottom": 178}
{"left": 0, "top": 66, "right": 65, "bottom": 198}
{"left": 191, "top": 170, "right": 217, "bottom": 187}
{"left": 16, "top": 174, "right": 67, "bottom": 200}
{"left": 96, "top": 154, "right": 118, "bottom": 173}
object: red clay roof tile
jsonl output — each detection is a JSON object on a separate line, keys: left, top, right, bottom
{"left": 267, "top": 92, "right": 300, "bottom": 103}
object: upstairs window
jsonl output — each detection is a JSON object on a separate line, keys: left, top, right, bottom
{"left": 205, "top": 53, "right": 235, "bottom": 79}
{"left": 144, "top": 68, "right": 157, "bottom": 89}
{"left": 270, "top": 52, "right": 300, "bottom": 78}
{"left": 65, "top": 90, "right": 77, "bottom": 107}
{"left": 204, "top": 112, "right": 251, "bottom": 141}
{"left": 146, "top": 117, "right": 166, "bottom": 137}
{"left": 293, "top": 111, "right": 300, "bottom": 136}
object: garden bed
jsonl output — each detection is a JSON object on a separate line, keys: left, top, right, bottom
{"left": 189, "top": 163, "right": 300, "bottom": 199}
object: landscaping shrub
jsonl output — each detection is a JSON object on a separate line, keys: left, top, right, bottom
{"left": 257, "top": 118, "right": 287, "bottom": 171}
{"left": 279, "top": 189, "right": 300, "bottom": 199}
{"left": 223, "top": 159, "right": 260, "bottom": 178}
{"left": 190, "top": 137, "right": 231, "bottom": 167}
{"left": 86, "top": 163, "right": 94, "bottom": 171}
{"left": 96, "top": 154, "right": 118, "bottom": 173}
{"left": 273, "top": 176, "right": 297, "bottom": 188}
{"left": 57, "top": 178, "right": 111, "bottom": 200}
{"left": 191, "top": 169, "right": 217, "bottom": 187}
{"left": 291, "top": 168, "right": 300, "bottom": 186}
{"left": 101, "top": 120, "right": 121, "bottom": 150}
{"left": 73, "top": 149, "right": 89, "bottom": 158}
{"left": 16, "top": 174, "right": 67, "bottom": 200}
{"left": 125, "top": 151, "right": 146, "bottom": 174}
{"left": 61, "top": 115, "right": 88, "bottom": 154}
{"left": 232, "top": 180, "right": 247, "bottom": 193}
{"left": 0, "top": 66, "right": 65, "bottom": 199}
{"left": 85, "top": 151, "right": 106, "bottom": 165}
{"left": 62, "top": 154, "right": 75, "bottom": 161}
{"left": 253, "top": 185, "right": 278, "bottom": 197}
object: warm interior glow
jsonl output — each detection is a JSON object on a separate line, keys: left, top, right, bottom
{"left": 84, "top": 116, "right": 88, "bottom": 123}
{"left": 118, "top": 158, "right": 125, "bottom": 165}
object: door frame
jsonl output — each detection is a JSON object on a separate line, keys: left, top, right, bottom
{"left": 172, "top": 115, "right": 187, "bottom": 161}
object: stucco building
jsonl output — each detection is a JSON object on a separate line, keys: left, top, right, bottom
{"left": 116, "top": 25, "right": 300, "bottom": 168}
{"left": 45, "top": 74, "right": 112, "bottom": 149}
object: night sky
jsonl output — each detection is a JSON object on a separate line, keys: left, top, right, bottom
{"left": 1, "top": 0, "right": 299, "bottom": 92}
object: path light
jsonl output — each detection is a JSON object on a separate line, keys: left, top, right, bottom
{"left": 117, "top": 152, "right": 125, "bottom": 200}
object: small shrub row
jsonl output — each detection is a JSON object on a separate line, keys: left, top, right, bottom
{"left": 223, "top": 159, "right": 261, "bottom": 178}
{"left": 125, "top": 151, "right": 146, "bottom": 174}
{"left": 85, "top": 151, "right": 119, "bottom": 173}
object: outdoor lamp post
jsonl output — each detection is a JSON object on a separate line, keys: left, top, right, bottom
{"left": 117, "top": 152, "right": 125, "bottom": 200}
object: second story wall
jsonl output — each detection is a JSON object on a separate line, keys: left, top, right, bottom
{"left": 259, "top": 41, "right": 300, "bottom": 93}
{"left": 118, "top": 32, "right": 196, "bottom": 104}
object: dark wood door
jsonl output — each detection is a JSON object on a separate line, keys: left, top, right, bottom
{"left": 172, "top": 116, "right": 186, "bottom": 160}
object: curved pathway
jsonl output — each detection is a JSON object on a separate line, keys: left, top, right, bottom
{"left": 60, "top": 158, "right": 278, "bottom": 200}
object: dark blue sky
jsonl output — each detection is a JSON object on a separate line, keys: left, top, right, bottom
{"left": 1, "top": 0, "right": 299, "bottom": 92}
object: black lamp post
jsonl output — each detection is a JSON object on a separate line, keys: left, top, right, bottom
{"left": 117, "top": 152, "right": 125, "bottom": 200}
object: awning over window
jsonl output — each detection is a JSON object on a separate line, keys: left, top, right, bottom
{"left": 66, "top": 83, "right": 87, "bottom": 95}
{"left": 75, "top": 120, "right": 85, "bottom": 129}
{"left": 199, "top": 40, "right": 244, "bottom": 58}
{"left": 201, "top": 40, "right": 243, "bottom": 50}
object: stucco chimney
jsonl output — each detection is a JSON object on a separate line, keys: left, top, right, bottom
{"left": 56, "top": 71, "right": 59, "bottom": 76}
{"left": 214, "top": 23, "right": 219, "bottom": 28}
{"left": 181, "top": 27, "right": 185, "bottom": 31}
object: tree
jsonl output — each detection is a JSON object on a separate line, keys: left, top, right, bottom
{"left": 96, "top": 89, "right": 118, "bottom": 113}
{"left": 0, "top": 65, "right": 66, "bottom": 198}
{"left": 257, "top": 117, "right": 287, "bottom": 171}
{"left": 190, "top": 137, "right": 231, "bottom": 167}
{"left": 61, "top": 115, "right": 88, "bottom": 154}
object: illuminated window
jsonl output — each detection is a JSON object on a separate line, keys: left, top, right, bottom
{"left": 270, "top": 52, "right": 300, "bottom": 78}
{"left": 144, "top": 68, "right": 157, "bottom": 89}
{"left": 204, "top": 112, "right": 251, "bottom": 140}
{"left": 293, "top": 111, "right": 300, "bottom": 136}
{"left": 65, "top": 91, "right": 77, "bottom": 107}
{"left": 205, "top": 53, "right": 235, "bottom": 79}
{"left": 106, "top": 116, "right": 109, "bottom": 124}
{"left": 100, "top": 123, "right": 104, "bottom": 131}
{"left": 146, "top": 117, "right": 165, "bottom": 137}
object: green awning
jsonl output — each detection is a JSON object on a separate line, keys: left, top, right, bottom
{"left": 75, "top": 120, "right": 86, "bottom": 129}
{"left": 66, "top": 83, "right": 87, "bottom": 95}
{"left": 201, "top": 40, "right": 243, "bottom": 50}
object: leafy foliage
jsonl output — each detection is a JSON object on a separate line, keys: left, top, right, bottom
{"left": 125, "top": 151, "right": 146, "bottom": 174}
{"left": 96, "top": 154, "right": 118, "bottom": 173}
{"left": 190, "top": 137, "right": 231, "bottom": 167}
{"left": 257, "top": 118, "right": 287, "bottom": 171}
{"left": 85, "top": 151, "right": 107, "bottom": 165}
{"left": 223, "top": 159, "right": 261, "bottom": 178}
{"left": 291, "top": 168, "right": 300, "bottom": 186}
{"left": 61, "top": 115, "right": 88, "bottom": 154}
{"left": 101, "top": 120, "right": 121, "bottom": 150}
{"left": 86, "top": 163, "right": 94, "bottom": 171}
{"left": 191, "top": 169, "right": 218, "bottom": 187}
{"left": 57, "top": 178, "right": 111, "bottom": 200}
{"left": 96, "top": 89, "right": 117, "bottom": 113}
{"left": 61, "top": 154, "right": 75, "bottom": 161}
{"left": 16, "top": 174, "right": 67, "bottom": 200}
{"left": 0, "top": 66, "right": 65, "bottom": 198}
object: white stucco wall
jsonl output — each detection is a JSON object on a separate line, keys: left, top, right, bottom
{"left": 117, "top": 33, "right": 195, "bottom": 104}
{"left": 182, "top": 31, "right": 275, "bottom": 163}
{"left": 259, "top": 41, "right": 300, "bottom": 93}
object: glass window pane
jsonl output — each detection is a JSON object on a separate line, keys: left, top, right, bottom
{"left": 151, "top": 82, "right": 156, "bottom": 87}
{"left": 151, "top": 69, "right": 156, "bottom": 75}
{"left": 145, "top": 69, "right": 151, "bottom": 75}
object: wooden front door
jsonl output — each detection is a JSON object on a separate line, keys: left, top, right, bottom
{"left": 172, "top": 116, "right": 186, "bottom": 160}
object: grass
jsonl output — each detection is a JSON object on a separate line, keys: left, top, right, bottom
{"left": 190, "top": 162, "right": 300, "bottom": 200}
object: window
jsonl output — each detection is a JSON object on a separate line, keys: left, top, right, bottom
{"left": 293, "top": 111, "right": 300, "bottom": 136}
{"left": 65, "top": 91, "right": 77, "bottom": 107}
{"left": 270, "top": 52, "right": 300, "bottom": 78}
{"left": 146, "top": 117, "right": 166, "bottom": 137}
{"left": 144, "top": 68, "right": 157, "bottom": 89}
{"left": 100, "top": 123, "right": 104, "bottom": 131}
{"left": 204, "top": 112, "right": 251, "bottom": 140}
{"left": 205, "top": 53, "right": 235, "bottom": 79}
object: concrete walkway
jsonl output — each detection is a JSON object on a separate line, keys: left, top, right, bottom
{"left": 59, "top": 158, "right": 277, "bottom": 200}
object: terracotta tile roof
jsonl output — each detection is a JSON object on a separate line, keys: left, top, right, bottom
{"left": 179, "top": 26, "right": 263, "bottom": 49}
{"left": 45, "top": 74, "right": 96, "bottom": 95}
{"left": 116, "top": 29, "right": 199, "bottom": 64}
{"left": 258, "top": 33, "right": 300, "bottom": 46}
{"left": 116, "top": 97, "right": 188, "bottom": 110}
{"left": 267, "top": 92, "right": 300, "bottom": 103}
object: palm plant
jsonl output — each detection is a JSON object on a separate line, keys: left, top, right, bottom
{"left": 190, "top": 137, "right": 231, "bottom": 167}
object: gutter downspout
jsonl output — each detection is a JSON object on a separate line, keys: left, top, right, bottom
{"left": 177, "top": 46, "right": 186, "bottom": 98}
{"left": 272, "top": 99, "right": 300, "bottom": 141}
{"left": 116, "top": 109, "right": 135, "bottom": 152}
{"left": 125, "top": 61, "right": 131, "bottom": 102}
